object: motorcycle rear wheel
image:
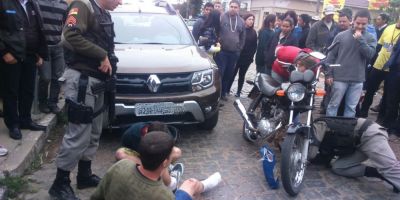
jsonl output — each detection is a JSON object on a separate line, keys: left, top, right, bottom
{"left": 281, "top": 133, "right": 307, "bottom": 196}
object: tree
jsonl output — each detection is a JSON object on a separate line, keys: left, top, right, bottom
{"left": 175, "top": 0, "right": 203, "bottom": 19}
{"left": 386, "top": 0, "right": 400, "bottom": 22}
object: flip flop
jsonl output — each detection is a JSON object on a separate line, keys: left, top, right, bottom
{"left": 0, "top": 146, "right": 8, "bottom": 157}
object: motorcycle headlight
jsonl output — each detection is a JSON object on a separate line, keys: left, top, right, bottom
{"left": 287, "top": 83, "right": 306, "bottom": 102}
{"left": 191, "top": 69, "right": 214, "bottom": 92}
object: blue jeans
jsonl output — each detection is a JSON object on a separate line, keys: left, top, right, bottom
{"left": 214, "top": 50, "right": 240, "bottom": 97}
{"left": 326, "top": 81, "right": 363, "bottom": 117}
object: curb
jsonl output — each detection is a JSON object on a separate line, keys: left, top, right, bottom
{"left": 0, "top": 106, "right": 62, "bottom": 178}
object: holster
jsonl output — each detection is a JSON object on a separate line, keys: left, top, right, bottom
{"left": 66, "top": 75, "right": 93, "bottom": 124}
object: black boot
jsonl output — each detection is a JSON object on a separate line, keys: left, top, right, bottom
{"left": 49, "top": 168, "right": 80, "bottom": 200}
{"left": 365, "top": 167, "right": 399, "bottom": 193}
{"left": 77, "top": 160, "right": 101, "bottom": 189}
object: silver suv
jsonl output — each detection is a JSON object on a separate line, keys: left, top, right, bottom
{"left": 110, "top": 1, "right": 221, "bottom": 129}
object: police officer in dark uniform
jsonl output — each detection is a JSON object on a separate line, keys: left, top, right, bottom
{"left": 311, "top": 117, "right": 400, "bottom": 193}
{"left": 0, "top": 0, "right": 48, "bottom": 140}
{"left": 48, "top": 0, "right": 121, "bottom": 199}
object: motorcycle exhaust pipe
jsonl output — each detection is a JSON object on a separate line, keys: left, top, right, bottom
{"left": 233, "top": 99, "right": 257, "bottom": 132}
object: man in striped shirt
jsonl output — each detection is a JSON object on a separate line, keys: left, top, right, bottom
{"left": 37, "top": 0, "right": 68, "bottom": 113}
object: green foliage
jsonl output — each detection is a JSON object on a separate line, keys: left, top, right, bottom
{"left": 175, "top": 0, "right": 203, "bottom": 18}
{"left": 385, "top": 0, "right": 400, "bottom": 23}
{"left": 0, "top": 176, "right": 28, "bottom": 198}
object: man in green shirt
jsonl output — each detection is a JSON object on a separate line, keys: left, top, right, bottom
{"left": 91, "top": 131, "right": 222, "bottom": 200}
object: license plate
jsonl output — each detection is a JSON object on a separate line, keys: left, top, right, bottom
{"left": 135, "top": 102, "right": 185, "bottom": 116}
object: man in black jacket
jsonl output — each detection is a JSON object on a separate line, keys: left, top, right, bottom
{"left": 0, "top": 0, "right": 48, "bottom": 140}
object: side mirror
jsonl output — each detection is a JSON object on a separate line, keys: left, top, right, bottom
{"left": 309, "top": 52, "right": 326, "bottom": 60}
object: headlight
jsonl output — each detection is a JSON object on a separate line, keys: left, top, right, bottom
{"left": 191, "top": 69, "right": 214, "bottom": 91}
{"left": 287, "top": 83, "right": 306, "bottom": 102}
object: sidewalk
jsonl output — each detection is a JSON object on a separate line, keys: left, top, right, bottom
{"left": 0, "top": 102, "right": 64, "bottom": 178}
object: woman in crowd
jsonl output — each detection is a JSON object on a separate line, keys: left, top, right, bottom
{"left": 298, "top": 14, "right": 311, "bottom": 48}
{"left": 284, "top": 10, "right": 301, "bottom": 40}
{"left": 264, "top": 18, "right": 299, "bottom": 75}
{"left": 255, "top": 14, "right": 276, "bottom": 74}
{"left": 229, "top": 13, "right": 258, "bottom": 97}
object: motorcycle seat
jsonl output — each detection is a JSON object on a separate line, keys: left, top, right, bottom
{"left": 258, "top": 73, "right": 281, "bottom": 97}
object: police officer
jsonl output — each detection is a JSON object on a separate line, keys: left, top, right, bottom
{"left": 0, "top": 0, "right": 48, "bottom": 140}
{"left": 48, "top": 0, "right": 121, "bottom": 199}
{"left": 311, "top": 117, "right": 400, "bottom": 193}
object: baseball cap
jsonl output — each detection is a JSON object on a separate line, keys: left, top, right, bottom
{"left": 324, "top": 4, "right": 335, "bottom": 15}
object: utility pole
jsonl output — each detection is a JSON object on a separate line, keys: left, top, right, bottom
{"left": 186, "top": 0, "right": 190, "bottom": 19}
{"left": 316, "top": 0, "right": 321, "bottom": 15}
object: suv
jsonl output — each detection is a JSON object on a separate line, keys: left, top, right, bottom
{"left": 110, "top": 1, "right": 221, "bottom": 130}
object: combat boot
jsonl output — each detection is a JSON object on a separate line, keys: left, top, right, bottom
{"left": 49, "top": 168, "right": 80, "bottom": 200}
{"left": 76, "top": 160, "right": 101, "bottom": 189}
{"left": 365, "top": 167, "right": 399, "bottom": 193}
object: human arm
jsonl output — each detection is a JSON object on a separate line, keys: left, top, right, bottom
{"left": 305, "top": 23, "right": 317, "bottom": 50}
{"left": 355, "top": 31, "right": 377, "bottom": 60}
{"left": 239, "top": 23, "right": 246, "bottom": 50}
{"left": 324, "top": 34, "right": 341, "bottom": 83}
{"left": 62, "top": 1, "right": 107, "bottom": 62}
{"left": 192, "top": 19, "right": 203, "bottom": 42}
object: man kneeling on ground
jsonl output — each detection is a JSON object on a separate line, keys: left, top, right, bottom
{"left": 311, "top": 117, "right": 400, "bottom": 193}
{"left": 91, "top": 131, "right": 221, "bottom": 200}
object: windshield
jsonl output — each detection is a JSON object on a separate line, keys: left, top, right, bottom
{"left": 111, "top": 12, "right": 193, "bottom": 45}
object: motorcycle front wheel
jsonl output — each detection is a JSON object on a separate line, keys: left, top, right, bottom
{"left": 281, "top": 133, "right": 307, "bottom": 196}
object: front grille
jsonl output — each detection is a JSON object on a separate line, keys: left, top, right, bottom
{"left": 116, "top": 72, "right": 193, "bottom": 95}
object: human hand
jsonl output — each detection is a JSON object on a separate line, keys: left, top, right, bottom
{"left": 3, "top": 53, "right": 17, "bottom": 64}
{"left": 99, "top": 56, "right": 112, "bottom": 75}
{"left": 36, "top": 56, "right": 43, "bottom": 67}
{"left": 326, "top": 78, "right": 333, "bottom": 86}
{"left": 353, "top": 31, "right": 362, "bottom": 39}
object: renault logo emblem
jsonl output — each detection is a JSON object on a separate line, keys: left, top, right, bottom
{"left": 147, "top": 74, "right": 161, "bottom": 93}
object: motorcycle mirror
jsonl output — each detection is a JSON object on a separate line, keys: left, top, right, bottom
{"left": 309, "top": 52, "right": 326, "bottom": 60}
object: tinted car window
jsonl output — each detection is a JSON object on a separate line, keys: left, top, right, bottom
{"left": 112, "top": 13, "right": 193, "bottom": 45}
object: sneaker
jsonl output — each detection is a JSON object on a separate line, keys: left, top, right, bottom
{"left": 170, "top": 163, "right": 184, "bottom": 186}
{"left": 0, "top": 146, "right": 8, "bottom": 157}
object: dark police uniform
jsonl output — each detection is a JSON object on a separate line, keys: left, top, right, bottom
{"left": 0, "top": 0, "right": 48, "bottom": 139}
{"left": 313, "top": 117, "right": 400, "bottom": 192}
{"left": 49, "top": 0, "right": 117, "bottom": 199}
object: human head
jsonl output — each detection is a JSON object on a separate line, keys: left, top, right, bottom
{"left": 338, "top": 13, "right": 352, "bottom": 31}
{"left": 228, "top": 0, "right": 240, "bottom": 16}
{"left": 213, "top": 1, "right": 223, "bottom": 13}
{"left": 138, "top": 131, "right": 174, "bottom": 171}
{"left": 353, "top": 9, "right": 370, "bottom": 32}
{"left": 262, "top": 14, "right": 276, "bottom": 30}
{"left": 121, "top": 121, "right": 169, "bottom": 151}
{"left": 100, "top": 0, "right": 122, "bottom": 11}
{"left": 294, "top": 51, "right": 317, "bottom": 72}
{"left": 281, "top": 18, "right": 294, "bottom": 35}
{"left": 203, "top": 2, "right": 214, "bottom": 17}
{"left": 243, "top": 13, "right": 255, "bottom": 28}
{"left": 298, "top": 14, "right": 311, "bottom": 28}
{"left": 323, "top": 4, "right": 335, "bottom": 23}
{"left": 275, "top": 14, "right": 285, "bottom": 28}
{"left": 284, "top": 10, "right": 298, "bottom": 26}
{"left": 375, "top": 13, "right": 390, "bottom": 27}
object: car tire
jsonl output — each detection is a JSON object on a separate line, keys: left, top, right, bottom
{"left": 198, "top": 111, "right": 219, "bottom": 130}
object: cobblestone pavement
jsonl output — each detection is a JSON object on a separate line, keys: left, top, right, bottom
{"left": 22, "top": 64, "right": 400, "bottom": 200}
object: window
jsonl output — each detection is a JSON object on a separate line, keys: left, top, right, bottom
{"left": 111, "top": 13, "right": 193, "bottom": 45}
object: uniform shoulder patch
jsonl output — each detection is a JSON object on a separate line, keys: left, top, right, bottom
{"left": 66, "top": 15, "right": 77, "bottom": 27}
{"left": 69, "top": 8, "right": 79, "bottom": 15}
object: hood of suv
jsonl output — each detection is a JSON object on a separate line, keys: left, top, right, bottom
{"left": 115, "top": 44, "right": 212, "bottom": 74}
